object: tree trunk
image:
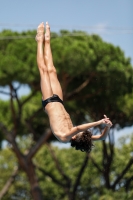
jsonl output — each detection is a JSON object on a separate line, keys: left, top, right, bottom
{"left": 11, "top": 142, "right": 44, "bottom": 200}
{"left": 25, "top": 161, "right": 43, "bottom": 200}
{"left": 10, "top": 130, "right": 52, "bottom": 200}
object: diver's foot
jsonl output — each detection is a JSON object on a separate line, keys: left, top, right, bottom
{"left": 45, "top": 22, "right": 50, "bottom": 42}
{"left": 35, "top": 22, "right": 44, "bottom": 42}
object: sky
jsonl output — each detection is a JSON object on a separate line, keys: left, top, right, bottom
{"left": 0, "top": 0, "right": 133, "bottom": 144}
{"left": 0, "top": 0, "right": 133, "bottom": 63}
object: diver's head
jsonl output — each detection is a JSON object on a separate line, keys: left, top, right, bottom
{"left": 70, "top": 130, "right": 94, "bottom": 153}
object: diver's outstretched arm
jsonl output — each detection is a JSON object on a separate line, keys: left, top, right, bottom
{"left": 63, "top": 116, "right": 112, "bottom": 141}
{"left": 91, "top": 116, "right": 112, "bottom": 141}
{"left": 91, "top": 126, "right": 111, "bottom": 141}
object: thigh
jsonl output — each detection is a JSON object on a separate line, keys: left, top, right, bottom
{"left": 48, "top": 67, "right": 63, "bottom": 100}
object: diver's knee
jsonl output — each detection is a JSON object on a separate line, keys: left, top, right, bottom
{"left": 48, "top": 66, "right": 56, "bottom": 74}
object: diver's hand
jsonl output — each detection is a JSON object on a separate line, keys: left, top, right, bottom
{"left": 100, "top": 115, "right": 112, "bottom": 127}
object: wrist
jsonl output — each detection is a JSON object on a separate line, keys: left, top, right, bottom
{"left": 98, "top": 120, "right": 102, "bottom": 125}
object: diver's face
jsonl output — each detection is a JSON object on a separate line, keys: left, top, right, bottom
{"left": 72, "top": 132, "right": 83, "bottom": 140}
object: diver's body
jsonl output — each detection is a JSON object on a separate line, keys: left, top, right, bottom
{"left": 36, "top": 22, "right": 112, "bottom": 151}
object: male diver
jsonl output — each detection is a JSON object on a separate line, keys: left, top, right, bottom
{"left": 36, "top": 22, "right": 112, "bottom": 153}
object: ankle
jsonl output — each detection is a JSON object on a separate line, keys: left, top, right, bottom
{"left": 36, "top": 35, "right": 44, "bottom": 43}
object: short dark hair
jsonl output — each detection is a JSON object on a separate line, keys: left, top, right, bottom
{"left": 70, "top": 130, "right": 94, "bottom": 153}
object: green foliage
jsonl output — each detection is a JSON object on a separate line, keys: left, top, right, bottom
{"left": 0, "top": 30, "right": 37, "bottom": 86}
{"left": 117, "top": 93, "right": 133, "bottom": 120}
{"left": 0, "top": 29, "right": 133, "bottom": 132}
{"left": 0, "top": 100, "right": 13, "bottom": 131}
{"left": 1, "top": 135, "right": 133, "bottom": 199}
{"left": 35, "top": 136, "right": 133, "bottom": 200}
{"left": 0, "top": 29, "right": 133, "bottom": 199}
{"left": 0, "top": 145, "right": 31, "bottom": 200}
{"left": 51, "top": 30, "right": 133, "bottom": 127}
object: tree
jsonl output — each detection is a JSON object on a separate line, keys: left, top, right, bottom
{"left": 0, "top": 140, "right": 32, "bottom": 200}
{"left": 0, "top": 134, "right": 133, "bottom": 200}
{"left": 34, "top": 134, "right": 133, "bottom": 200}
{"left": 0, "top": 29, "right": 133, "bottom": 199}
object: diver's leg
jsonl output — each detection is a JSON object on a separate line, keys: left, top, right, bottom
{"left": 44, "top": 22, "right": 63, "bottom": 100}
{"left": 36, "top": 22, "right": 53, "bottom": 100}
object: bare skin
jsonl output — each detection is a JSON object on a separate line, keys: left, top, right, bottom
{"left": 36, "top": 22, "right": 112, "bottom": 143}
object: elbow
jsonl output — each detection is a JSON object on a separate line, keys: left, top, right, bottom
{"left": 76, "top": 126, "right": 82, "bottom": 132}
{"left": 59, "top": 133, "right": 69, "bottom": 142}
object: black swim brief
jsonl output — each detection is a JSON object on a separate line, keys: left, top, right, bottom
{"left": 42, "top": 94, "right": 63, "bottom": 108}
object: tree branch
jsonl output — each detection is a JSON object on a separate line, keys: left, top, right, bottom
{"left": 0, "top": 122, "right": 13, "bottom": 143}
{"left": 25, "top": 107, "right": 42, "bottom": 122}
{"left": 13, "top": 84, "right": 22, "bottom": 111}
{"left": 0, "top": 166, "right": 19, "bottom": 200}
{"left": 0, "top": 90, "right": 12, "bottom": 97}
{"left": 8, "top": 83, "right": 24, "bottom": 137}
{"left": 25, "top": 108, "right": 43, "bottom": 138}
{"left": 27, "top": 129, "right": 52, "bottom": 160}
{"left": 72, "top": 153, "right": 89, "bottom": 199}
{"left": 25, "top": 120, "right": 37, "bottom": 136}
{"left": 35, "top": 164, "right": 67, "bottom": 187}
{"left": 102, "top": 140, "right": 113, "bottom": 188}
{"left": 11, "top": 140, "right": 26, "bottom": 168}
{"left": 102, "top": 141, "right": 108, "bottom": 165}
{"left": 14, "top": 83, "right": 21, "bottom": 91}
{"left": 9, "top": 84, "right": 17, "bottom": 136}
{"left": 66, "top": 79, "right": 90, "bottom": 99}
{"left": 111, "top": 157, "right": 133, "bottom": 190}
{"left": 90, "top": 155, "right": 103, "bottom": 173}
{"left": 108, "top": 129, "right": 115, "bottom": 155}
{"left": 125, "top": 175, "right": 133, "bottom": 192}
{"left": 47, "top": 144, "right": 71, "bottom": 187}
{"left": 67, "top": 87, "right": 104, "bottom": 101}
{"left": 107, "top": 130, "right": 114, "bottom": 170}
{"left": 0, "top": 119, "right": 26, "bottom": 169}
{"left": 21, "top": 89, "right": 37, "bottom": 106}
